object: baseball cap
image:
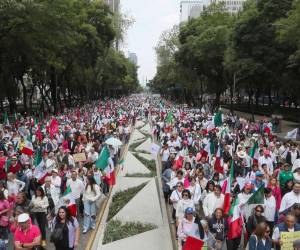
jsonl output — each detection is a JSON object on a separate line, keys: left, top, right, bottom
{"left": 18, "top": 213, "right": 30, "bottom": 223}
{"left": 185, "top": 207, "right": 194, "bottom": 214}
{"left": 255, "top": 171, "right": 263, "bottom": 177}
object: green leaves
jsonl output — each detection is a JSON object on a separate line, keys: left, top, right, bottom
{"left": 0, "top": 0, "right": 138, "bottom": 113}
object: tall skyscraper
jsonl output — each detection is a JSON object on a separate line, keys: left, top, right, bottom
{"left": 128, "top": 52, "right": 138, "bottom": 65}
{"left": 105, "top": 0, "right": 120, "bottom": 12}
{"left": 180, "top": 0, "right": 246, "bottom": 23}
{"left": 180, "top": 0, "right": 208, "bottom": 22}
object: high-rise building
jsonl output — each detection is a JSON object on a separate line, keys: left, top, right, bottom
{"left": 180, "top": 0, "right": 246, "bottom": 23}
{"left": 180, "top": 0, "right": 209, "bottom": 22}
{"left": 105, "top": 0, "right": 120, "bottom": 12}
{"left": 128, "top": 52, "right": 138, "bottom": 65}
{"left": 216, "top": 0, "right": 245, "bottom": 14}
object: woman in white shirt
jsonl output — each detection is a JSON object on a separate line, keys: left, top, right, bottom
{"left": 82, "top": 176, "right": 101, "bottom": 234}
{"left": 7, "top": 173, "right": 25, "bottom": 198}
{"left": 51, "top": 169, "right": 62, "bottom": 195}
{"left": 176, "top": 189, "right": 195, "bottom": 224}
{"left": 187, "top": 177, "right": 201, "bottom": 209}
{"left": 31, "top": 186, "right": 49, "bottom": 247}
{"left": 264, "top": 187, "right": 276, "bottom": 234}
{"left": 170, "top": 182, "right": 184, "bottom": 222}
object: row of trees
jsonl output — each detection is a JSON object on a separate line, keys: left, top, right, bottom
{"left": 151, "top": 0, "right": 300, "bottom": 110}
{"left": 0, "top": 0, "right": 140, "bottom": 114}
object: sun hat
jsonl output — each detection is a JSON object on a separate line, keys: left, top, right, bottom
{"left": 18, "top": 213, "right": 30, "bottom": 223}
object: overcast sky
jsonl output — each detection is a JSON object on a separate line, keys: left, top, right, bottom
{"left": 121, "top": 0, "right": 181, "bottom": 85}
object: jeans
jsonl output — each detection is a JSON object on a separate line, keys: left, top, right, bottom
{"left": 83, "top": 200, "right": 96, "bottom": 231}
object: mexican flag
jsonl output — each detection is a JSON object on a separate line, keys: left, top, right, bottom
{"left": 227, "top": 196, "right": 243, "bottom": 240}
{"left": 249, "top": 142, "right": 259, "bottom": 163}
{"left": 214, "top": 111, "right": 223, "bottom": 127}
{"left": 214, "top": 145, "right": 224, "bottom": 174}
{"left": 223, "top": 160, "right": 234, "bottom": 215}
{"left": 36, "top": 123, "right": 44, "bottom": 143}
{"left": 96, "top": 146, "right": 110, "bottom": 170}
{"left": 247, "top": 185, "right": 264, "bottom": 205}
{"left": 33, "top": 148, "right": 48, "bottom": 184}
{"left": 165, "top": 112, "right": 173, "bottom": 124}
{"left": 3, "top": 112, "right": 9, "bottom": 126}
{"left": 21, "top": 139, "right": 34, "bottom": 156}
{"left": 63, "top": 186, "right": 72, "bottom": 198}
{"left": 49, "top": 118, "right": 59, "bottom": 139}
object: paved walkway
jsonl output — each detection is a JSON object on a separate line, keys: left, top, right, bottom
{"left": 91, "top": 121, "right": 173, "bottom": 250}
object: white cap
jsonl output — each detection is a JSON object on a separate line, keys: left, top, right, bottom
{"left": 18, "top": 213, "right": 30, "bottom": 223}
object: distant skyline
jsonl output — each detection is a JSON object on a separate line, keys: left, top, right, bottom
{"left": 121, "top": 0, "right": 181, "bottom": 85}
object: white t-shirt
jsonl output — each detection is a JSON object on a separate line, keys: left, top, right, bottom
{"left": 66, "top": 178, "right": 84, "bottom": 199}
{"left": 279, "top": 191, "right": 300, "bottom": 212}
{"left": 160, "top": 149, "right": 170, "bottom": 162}
{"left": 170, "top": 190, "right": 182, "bottom": 209}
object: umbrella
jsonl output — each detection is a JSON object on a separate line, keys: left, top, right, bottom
{"left": 105, "top": 137, "right": 122, "bottom": 147}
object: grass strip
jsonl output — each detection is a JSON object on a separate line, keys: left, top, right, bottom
{"left": 125, "top": 173, "right": 153, "bottom": 178}
{"left": 129, "top": 139, "right": 146, "bottom": 152}
{"left": 133, "top": 153, "right": 157, "bottom": 177}
{"left": 107, "top": 182, "right": 148, "bottom": 221}
{"left": 103, "top": 220, "right": 157, "bottom": 244}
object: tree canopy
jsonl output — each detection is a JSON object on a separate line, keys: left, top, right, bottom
{"left": 152, "top": 0, "right": 300, "bottom": 110}
{"left": 0, "top": 0, "right": 140, "bottom": 114}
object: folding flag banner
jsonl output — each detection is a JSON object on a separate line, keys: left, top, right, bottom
{"left": 183, "top": 236, "right": 204, "bottom": 250}
{"left": 49, "top": 118, "right": 59, "bottom": 139}
{"left": 3, "top": 112, "right": 9, "bottom": 126}
{"left": 223, "top": 160, "right": 234, "bottom": 215}
{"left": 21, "top": 140, "right": 34, "bottom": 156}
{"left": 227, "top": 197, "right": 243, "bottom": 240}
{"left": 247, "top": 185, "right": 264, "bottom": 205}
{"left": 214, "top": 111, "right": 222, "bottom": 127}
{"left": 214, "top": 145, "right": 224, "bottom": 174}
{"left": 285, "top": 128, "right": 298, "bottom": 140}
{"left": 96, "top": 146, "right": 110, "bottom": 170}
{"left": 166, "top": 112, "right": 173, "bottom": 124}
{"left": 63, "top": 186, "right": 72, "bottom": 198}
{"left": 249, "top": 142, "right": 258, "bottom": 158}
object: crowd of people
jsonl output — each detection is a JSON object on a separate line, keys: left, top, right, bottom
{"left": 0, "top": 97, "right": 143, "bottom": 250}
{"left": 150, "top": 100, "right": 300, "bottom": 250}
{"left": 1, "top": 94, "right": 300, "bottom": 250}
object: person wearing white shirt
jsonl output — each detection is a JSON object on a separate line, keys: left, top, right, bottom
{"left": 7, "top": 173, "right": 25, "bottom": 196}
{"left": 160, "top": 144, "right": 170, "bottom": 166}
{"left": 170, "top": 182, "right": 184, "bottom": 221}
{"left": 187, "top": 177, "right": 202, "bottom": 207}
{"left": 203, "top": 185, "right": 224, "bottom": 218}
{"left": 87, "top": 148, "right": 99, "bottom": 163}
{"left": 279, "top": 182, "right": 300, "bottom": 213}
{"left": 258, "top": 150, "right": 274, "bottom": 174}
{"left": 66, "top": 171, "right": 85, "bottom": 215}
{"left": 176, "top": 189, "right": 195, "bottom": 224}
{"left": 51, "top": 169, "right": 61, "bottom": 194}
{"left": 264, "top": 188, "right": 276, "bottom": 233}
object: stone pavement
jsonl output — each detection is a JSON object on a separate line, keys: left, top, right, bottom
{"left": 92, "top": 121, "right": 173, "bottom": 250}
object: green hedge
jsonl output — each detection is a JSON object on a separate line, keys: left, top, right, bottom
{"left": 107, "top": 182, "right": 148, "bottom": 221}
{"left": 103, "top": 220, "right": 157, "bottom": 244}
{"left": 133, "top": 153, "right": 157, "bottom": 177}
